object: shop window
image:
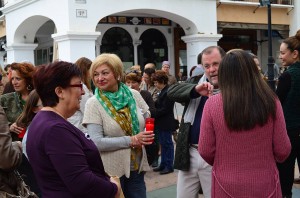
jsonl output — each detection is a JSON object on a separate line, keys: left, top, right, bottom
{"left": 218, "top": 29, "right": 257, "bottom": 54}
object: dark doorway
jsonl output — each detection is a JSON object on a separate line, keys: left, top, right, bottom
{"left": 101, "top": 27, "right": 134, "bottom": 68}
{"left": 138, "top": 29, "right": 168, "bottom": 70}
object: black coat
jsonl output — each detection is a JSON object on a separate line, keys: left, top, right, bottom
{"left": 140, "top": 90, "right": 156, "bottom": 117}
{"left": 152, "top": 85, "right": 176, "bottom": 131}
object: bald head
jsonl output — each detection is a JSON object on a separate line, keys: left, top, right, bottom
{"left": 144, "top": 63, "right": 155, "bottom": 70}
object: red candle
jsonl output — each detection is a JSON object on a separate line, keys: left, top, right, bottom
{"left": 145, "top": 118, "right": 155, "bottom": 143}
{"left": 145, "top": 123, "right": 154, "bottom": 131}
{"left": 18, "top": 128, "right": 26, "bottom": 138}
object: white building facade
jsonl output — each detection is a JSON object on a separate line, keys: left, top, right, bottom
{"left": 0, "top": 0, "right": 299, "bottom": 76}
{"left": 0, "top": 0, "right": 223, "bottom": 75}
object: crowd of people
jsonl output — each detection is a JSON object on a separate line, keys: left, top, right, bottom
{"left": 0, "top": 29, "right": 299, "bottom": 198}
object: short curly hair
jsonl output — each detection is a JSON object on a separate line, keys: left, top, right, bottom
{"left": 33, "top": 61, "right": 81, "bottom": 107}
{"left": 151, "top": 70, "right": 168, "bottom": 85}
{"left": 90, "top": 53, "right": 123, "bottom": 85}
{"left": 125, "top": 71, "right": 142, "bottom": 83}
{"left": 10, "top": 62, "right": 36, "bottom": 91}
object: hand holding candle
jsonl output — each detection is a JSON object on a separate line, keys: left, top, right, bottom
{"left": 145, "top": 118, "right": 154, "bottom": 144}
{"left": 18, "top": 127, "right": 26, "bottom": 138}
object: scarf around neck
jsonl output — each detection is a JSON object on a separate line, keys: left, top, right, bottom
{"left": 95, "top": 83, "right": 140, "bottom": 135}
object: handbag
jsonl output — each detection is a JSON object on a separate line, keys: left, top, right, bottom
{"left": 0, "top": 170, "right": 38, "bottom": 198}
{"left": 173, "top": 122, "right": 191, "bottom": 171}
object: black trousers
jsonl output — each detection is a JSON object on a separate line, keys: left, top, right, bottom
{"left": 145, "top": 128, "right": 159, "bottom": 165}
{"left": 277, "top": 128, "right": 300, "bottom": 196}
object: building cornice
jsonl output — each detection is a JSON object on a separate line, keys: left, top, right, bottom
{"left": 5, "top": 43, "right": 38, "bottom": 51}
{"left": 0, "top": 0, "right": 39, "bottom": 15}
{"left": 182, "top": 34, "right": 223, "bottom": 43}
{"left": 52, "top": 32, "right": 101, "bottom": 42}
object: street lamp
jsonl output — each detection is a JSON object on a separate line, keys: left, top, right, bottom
{"left": 259, "top": 0, "right": 275, "bottom": 91}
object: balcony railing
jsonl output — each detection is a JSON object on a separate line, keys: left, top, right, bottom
{"left": 230, "top": 0, "right": 293, "bottom": 5}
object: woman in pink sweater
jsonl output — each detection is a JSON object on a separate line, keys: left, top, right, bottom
{"left": 198, "top": 49, "right": 291, "bottom": 197}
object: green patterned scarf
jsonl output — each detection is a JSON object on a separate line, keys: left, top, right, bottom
{"left": 95, "top": 83, "right": 140, "bottom": 135}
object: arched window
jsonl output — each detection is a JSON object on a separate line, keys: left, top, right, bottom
{"left": 138, "top": 29, "right": 168, "bottom": 70}
{"left": 101, "top": 27, "right": 133, "bottom": 64}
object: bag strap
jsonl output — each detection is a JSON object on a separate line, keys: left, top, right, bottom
{"left": 14, "top": 170, "right": 38, "bottom": 198}
{"left": 174, "top": 103, "right": 179, "bottom": 121}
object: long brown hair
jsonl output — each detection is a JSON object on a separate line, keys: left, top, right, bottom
{"left": 75, "top": 57, "right": 92, "bottom": 91}
{"left": 218, "top": 49, "right": 276, "bottom": 131}
{"left": 16, "top": 89, "right": 40, "bottom": 128}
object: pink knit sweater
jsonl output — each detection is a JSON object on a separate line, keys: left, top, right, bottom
{"left": 198, "top": 94, "right": 291, "bottom": 198}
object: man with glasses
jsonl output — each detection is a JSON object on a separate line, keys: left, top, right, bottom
{"left": 168, "top": 46, "right": 225, "bottom": 198}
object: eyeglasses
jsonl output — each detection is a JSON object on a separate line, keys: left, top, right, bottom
{"left": 68, "top": 83, "right": 83, "bottom": 91}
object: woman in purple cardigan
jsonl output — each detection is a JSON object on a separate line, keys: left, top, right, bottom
{"left": 198, "top": 49, "right": 291, "bottom": 197}
{"left": 27, "top": 61, "right": 121, "bottom": 198}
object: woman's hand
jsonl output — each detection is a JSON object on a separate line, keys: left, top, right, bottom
{"left": 9, "top": 123, "right": 24, "bottom": 135}
{"left": 130, "top": 135, "right": 142, "bottom": 148}
{"left": 135, "top": 131, "right": 155, "bottom": 145}
{"left": 110, "top": 176, "right": 122, "bottom": 198}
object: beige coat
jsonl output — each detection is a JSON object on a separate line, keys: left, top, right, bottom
{"left": 83, "top": 89, "right": 150, "bottom": 178}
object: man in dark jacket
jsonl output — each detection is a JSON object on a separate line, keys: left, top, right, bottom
{"left": 168, "top": 46, "right": 225, "bottom": 198}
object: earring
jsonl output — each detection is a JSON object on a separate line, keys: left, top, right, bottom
{"left": 27, "top": 84, "right": 33, "bottom": 91}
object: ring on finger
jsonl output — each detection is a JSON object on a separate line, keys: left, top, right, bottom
{"left": 142, "top": 138, "right": 145, "bottom": 141}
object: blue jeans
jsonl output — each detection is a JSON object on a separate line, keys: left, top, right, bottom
{"left": 120, "top": 171, "right": 146, "bottom": 198}
{"left": 158, "top": 129, "right": 174, "bottom": 170}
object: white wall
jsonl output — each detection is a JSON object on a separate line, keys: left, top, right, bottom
{"left": 2, "top": 0, "right": 218, "bottom": 67}
{"left": 289, "top": 0, "right": 300, "bottom": 36}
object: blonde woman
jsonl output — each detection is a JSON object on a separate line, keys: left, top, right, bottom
{"left": 83, "top": 53, "right": 154, "bottom": 198}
